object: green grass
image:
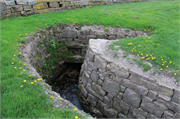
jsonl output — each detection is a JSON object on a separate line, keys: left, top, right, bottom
{"left": 133, "top": 58, "right": 151, "bottom": 71}
{"left": 1, "top": 0, "right": 180, "bottom": 118}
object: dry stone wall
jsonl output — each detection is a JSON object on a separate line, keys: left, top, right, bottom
{"left": 0, "top": 0, "right": 147, "bottom": 19}
{"left": 78, "top": 39, "right": 180, "bottom": 118}
{"left": 25, "top": 24, "right": 146, "bottom": 83}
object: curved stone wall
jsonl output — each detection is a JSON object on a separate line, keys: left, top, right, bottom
{"left": 0, "top": 0, "right": 147, "bottom": 19}
{"left": 78, "top": 39, "right": 180, "bottom": 118}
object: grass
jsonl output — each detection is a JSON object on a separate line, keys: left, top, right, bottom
{"left": 1, "top": 0, "right": 180, "bottom": 118}
{"left": 133, "top": 58, "right": 151, "bottom": 71}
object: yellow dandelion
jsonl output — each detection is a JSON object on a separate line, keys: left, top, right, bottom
{"left": 174, "top": 73, "right": 177, "bottom": 76}
{"left": 13, "top": 58, "right": 15, "bottom": 60}
{"left": 168, "top": 71, "right": 170, "bottom": 73}
{"left": 34, "top": 80, "right": 37, "bottom": 83}
{"left": 60, "top": 98, "right": 63, "bottom": 100}
{"left": 45, "top": 23, "right": 47, "bottom": 25}
{"left": 148, "top": 30, "right": 150, "bottom": 31}
{"left": 16, "top": 39, "right": 17, "bottom": 41}
{"left": 127, "top": 36, "right": 129, "bottom": 38}
{"left": 169, "top": 61, "right": 172, "bottom": 64}
{"left": 146, "top": 54, "right": 148, "bottom": 57}
{"left": 31, "top": 82, "right": 34, "bottom": 84}
{"left": 139, "top": 35, "right": 141, "bottom": 37}
{"left": 24, "top": 80, "right": 26, "bottom": 82}
{"left": 16, "top": 50, "right": 18, "bottom": 52}
{"left": 12, "top": 62, "right": 14, "bottom": 65}
{"left": 19, "top": 44, "right": 21, "bottom": 46}
{"left": 74, "top": 108, "right": 77, "bottom": 111}
{"left": 177, "top": 70, "right": 179, "bottom": 72}
{"left": 144, "top": 29, "right": 146, "bottom": 31}
{"left": 160, "top": 68, "right": 163, "bottom": 71}
{"left": 23, "top": 69, "right": 25, "bottom": 72}
{"left": 162, "top": 64, "right": 164, "bottom": 66}
{"left": 14, "top": 54, "right": 16, "bottom": 56}
{"left": 138, "top": 45, "right": 140, "bottom": 47}
{"left": 166, "top": 66, "right": 168, "bottom": 68}
{"left": 139, "top": 51, "right": 141, "bottom": 53}
{"left": 19, "top": 52, "right": 21, "bottom": 54}
{"left": 143, "top": 38, "right": 145, "bottom": 39}
{"left": 141, "top": 57, "right": 145, "bottom": 59}
{"left": 19, "top": 61, "right": 21, "bottom": 63}
{"left": 17, "top": 44, "right": 19, "bottom": 46}
{"left": 51, "top": 96, "right": 54, "bottom": 99}
{"left": 19, "top": 34, "right": 21, "bottom": 36}
{"left": 161, "top": 59, "right": 163, "bottom": 61}
{"left": 137, "top": 54, "right": 139, "bottom": 56}
{"left": 23, "top": 63, "right": 25, "bottom": 65}
{"left": 20, "top": 85, "right": 23, "bottom": 88}
{"left": 14, "top": 67, "right": 17, "bottom": 69}
{"left": 29, "top": 75, "right": 31, "bottom": 77}
{"left": 75, "top": 116, "right": 78, "bottom": 119}
{"left": 25, "top": 34, "right": 27, "bottom": 35}
{"left": 126, "top": 47, "right": 127, "bottom": 48}
{"left": 38, "top": 78, "right": 42, "bottom": 81}
{"left": 145, "top": 35, "right": 147, "bottom": 37}
{"left": 141, "top": 53, "right": 143, "bottom": 56}
{"left": 19, "top": 67, "right": 22, "bottom": 69}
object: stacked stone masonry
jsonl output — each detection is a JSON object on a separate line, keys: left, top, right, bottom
{"left": 25, "top": 24, "right": 148, "bottom": 78}
{"left": 0, "top": 0, "right": 147, "bottom": 19}
{"left": 78, "top": 39, "right": 180, "bottom": 118}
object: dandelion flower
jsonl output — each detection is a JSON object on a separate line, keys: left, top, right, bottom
{"left": 24, "top": 80, "right": 26, "bottom": 82}
{"left": 166, "top": 66, "right": 168, "bottom": 68}
{"left": 141, "top": 53, "right": 143, "bottom": 56}
{"left": 177, "top": 70, "right": 179, "bottom": 72}
{"left": 13, "top": 58, "right": 15, "bottom": 60}
{"left": 14, "top": 54, "right": 16, "bottom": 56}
{"left": 23, "top": 63, "right": 25, "bottom": 65}
{"left": 45, "top": 23, "right": 47, "bottom": 25}
{"left": 19, "top": 61, "right": 21, "bottom": 63}
{"left": 139, "top": 35, "right": 141, "bottom": 37}
{"left": 51, "top": 96, "right": 54, "bottom": 99}
{"left": 162, "top": 64, "right": 164, "bottom": 66}
{"left": 168, "top": 71, "right": 170, "bottom": 73}
{"left": 146, "top": 54, "right": 148, "bottom": 57}
{"left": 23, "top": 69, "right": 25, "bottom": 72}
{"left": 25, "top": 34, "right": 27, "bottom": 35}
{"left": 16, "top": 39, "right": 17, "bottom": 41}
{"left": 29, "top": 75, "right": 31, "bottom": 77}
{"left": 14, "top": 67, "right": 17, "bottom": 69}
{"left": 138, "top": 45, "right": 140, "bottom": 47}
{"left": 19, "top": 52, "right": 21, "bottom": 54}
{"left": 174, "top": 73, "right": 177, "bottom": 76}
{"left": 137, "top": 54, "right": 139, "bottom": 56}
{"left": 38, "top": 78, "right": 42, "bottom": 81}
{"left": 148, "top": 30, "right": 150, "bottom": 31}
{"left": 74, "top": 108, "right": 77, "bottom": 111}
{"left": 145, "top": 35, "right": 147, "bottom": 37}
{"left": 141, "top": 57, "right": 144, "bottom": 59}
{"left": 34, "top": 80, "right": 37, "bottom": 83}
{"left": 60, "top": 98, "right": 63, "bottom": 100}
{"left": 127, "top": 36, "right": 129, "bottom": 38}
{"left": 20, "top": 85, "right": 23, "bottom": 88}
{"left": 169, "top": 61, "right": 172, "bottom": 64}
{"left": 75, "top": 116, "right": 78, "bottom": 119}
{"left": 19, "top": 34, "right": 21, "bottom": 36}
{"left": 160, "top": 68, "right": 163, "bottom": 71}
{"left": 31, "top": 82, "right": 34, "bottom": 84}
{"left": 144, "top": 29, "right": 146, "bottom": 31}
{"left": 12, "top": 62, "right": 14, "bottom": 65}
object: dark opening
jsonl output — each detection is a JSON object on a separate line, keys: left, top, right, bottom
{"left": 15, "top": 1, "right": 17, "bottom": 5}
{"left": 47, "top": 2, "right": 50, "bottom": 7}
{"left": 59, "top": 4, "right": 63, "bottom": 7}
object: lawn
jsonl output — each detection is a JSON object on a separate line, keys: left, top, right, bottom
{"left": 1, "top": 0, "right": 179, "bottom": 118}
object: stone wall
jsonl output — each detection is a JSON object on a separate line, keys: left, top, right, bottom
{"left": 78, "top": 39, "right": 180, "bottom": 118}
{"left": 25, "top": 24, "right": 147, "bottom": 82}
{"left": 0, "top": 0, "right": 147, "bottom": 19}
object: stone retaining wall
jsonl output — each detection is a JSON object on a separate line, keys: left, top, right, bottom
{"left": 0, "top": 0, "right": 147, "bottom": 19}
{"left": 25, "top": 24, "right": 147, "bottom": 81}
{"left": 78, "top": 39, "right": 180, "bottom": 118}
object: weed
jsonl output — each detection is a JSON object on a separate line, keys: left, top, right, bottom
{"left": 92, "top": 82, "right": 96, "bottom": 85}
{"left": 18, "top": 38, "right": 27, "bottom": 43}
{"left": 113, "top": 52, "right": 118, "bottom": 58}
{"left": 37, "top": 43, "right": 42, "bottom": 48}
{"left": 104, "top": 29, "right": 110, "bottom": 32}
{"left": 118, "top": 88, "right": 121, "bottom": 91}
{"left": 133, "top": 58, "right": 151, "bottom": 71}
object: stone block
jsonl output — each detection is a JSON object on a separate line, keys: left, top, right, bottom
{"left": 142, "top": 79, "right": 160, "bottom": 92}
{"left": 121, "top": 79, "right": 136, "bottom": 90}
{"left": 11, "top": 5, "right": 23, "bottom": 12}
{"left": 114, "top": 77, "right": 123, "bottom": 84}
{"left": 147, "top": 114, "right": 158, "bottom": 119}
{"left": 0, "top": 2, "right": 7, "bottom": 15}
{"left": 37, "top": 9, "right": 49, "bottom": 14}
{"left": 117, "top": 92, "right": 123, "bottom": 100}
{"left": 108, "top": 35, "right": 116, "bottom": 40}
{"left": 16, "top": 0, "right": 28, "bottom": 5}
{"left": 107, "top": 93, "right": 113, "bottom": 100}
{"left": 120, "top": 85, "right": 126, "bottom": 92}
{"left": 87, "top": 94, "right": 97, "bottom": 106}
{"left": 87, "top": 35, "right": 96, "bottom": 39}
{"left": 134, "top": 85, "right": 148, "bottom": 96}
{"left": 158, "top": 94, "right": 171, "bottom": 101}
{"left": 159, "top": 86, "right": 173, "bottom": 97}
{"left": 147, "top": 90, "right": 157, "bottom": 100}
{"left": 162, "top": 110, "right": 174, "bottom": 118}
{"left": 131, "top": 107, "right": 146, "bottom": 119}
{"left": 107, "top": 63, "right": 129, "bottom": 78}
{"left": 174, "top": 113, "right": 180, "bottom": 118}
{"left": 172, "top": 89, "right": 180, "bottom": 104}
{"left": 103, "top": 96, "right": 112, "bottom": 107}
{"left": 165, "top": 101, "right": 180, "bottom": 114}
{"left": 80, "top": 29, "right": 90, "bottom": 35}
{"left": 117, "top": 32, "right": 125, "bottom": 39}
{"left": 49, "top": 2, "right": 59, "bottom": 8}
{"left": 31, "top": 9, "right": 38, "bottom": 14}
{"left": 140, "top": 96, "right": 155, "bottom": 113}
{"left": 118, "top": 113, "right": 125, "bottom": 118}
{"left": 129, "top": 72, "right": 144, "bottom": 85}
{"left": 153, "top": 101, "right": 165, "bottom": 117}
{"left": 97, "top": 100, "right": 118, "bottom": 118}
{"left": 86, "top": 83, "right": 103, "bottom": 101}
{"left": 113, "top": 98, "right": 130, "bottom": 115}
{"left": 90, "top": 71, "right": 98, "bottom": 83}
{"left": 102, "top": 77, "right": 119, "bottom": 96}
{"left": 78, "top": 35, "right": 86, "bottom": 40}
{"left": 87, "top": 62, "right": 97, "bottom": 72}
{"left": 123, "top": 88, "right": 141, "bottom": 108}
{"left": 48, "top": 8, "right": 56, "bottom": 13}
{"left": 33, "top": 3, "right": 48, "bottom": 10}
{"left": 27, "top": 0, "right": 37, "bottom": 5}
{"left": 94, "top": 56, "right": 107, "bottom": 70}
{"left": 80, "top": 84, "right": 88, "bottom": 97}
{"left": 92, "top": 84, "right": 106, "bottom": 96}
{"left": 62, "top": 27, "right": 77, "bottom": 38}
{"left": 4, "top": 1, "right": 15, "bottom": 6}
{"left": 97, "top": 79, "right": 103, "bottom": 86}
{"left": 6, "top": 12, "right": 21, "bottom": 18}
{"left": 23, "top": 5, "right": 32, "bottom": 11}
